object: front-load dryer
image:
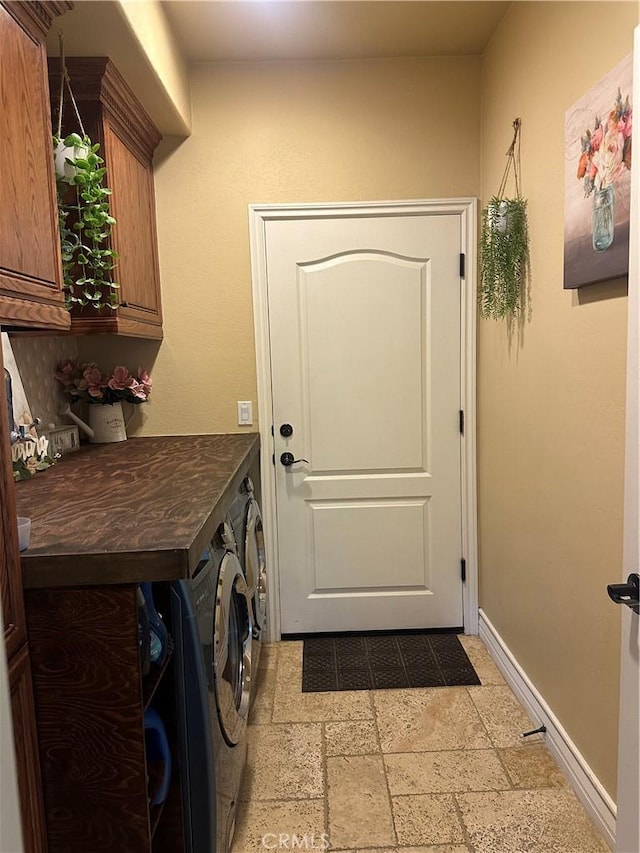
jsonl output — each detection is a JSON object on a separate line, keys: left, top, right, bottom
{"left": 230, "top": 476, "right": 267, "bottom": 684}
{"left": 172, "top": 520, "right": 253, "bottom": 853}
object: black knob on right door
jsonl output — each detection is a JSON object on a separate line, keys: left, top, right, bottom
{"left": 607, "top": 573, "right": 640, "bottom": 614}
{"left": 280, "top": 452, "right": 309, "bottom": 467}
{"left": 280, "top": 423, "right": 294, "bottom": 437}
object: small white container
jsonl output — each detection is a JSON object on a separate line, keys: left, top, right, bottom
{"left": 54, "top": 138, "right": 89, "bottom": 184}
{"left": 88, "top": 402, "right": 127, "bottom": 443}
{"left": 17, "top": 517, "right": 31, "bottom": 552}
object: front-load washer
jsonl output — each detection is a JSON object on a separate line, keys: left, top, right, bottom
{"left": 171, "top": 520, "right": 253, "bottom": 853}
{"left": 229, "top": 476, "right": 267, "bottom": 684}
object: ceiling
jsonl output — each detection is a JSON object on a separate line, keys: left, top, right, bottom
{"left": 162, "top": 1, "right": 511, "bottom": 63}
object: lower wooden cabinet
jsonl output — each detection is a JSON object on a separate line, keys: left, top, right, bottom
{"left": 9, "top": 644, "right": 48, "bottom": 853}
{"left": 25, "top": 583, "right": 184, "bottom": 853}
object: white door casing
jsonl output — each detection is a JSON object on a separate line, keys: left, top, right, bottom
{"left": 615, "top": 26, "right": 640, "bottom": 853}
{"left": 250, "top": 199, "right": 478, "bottom": 638}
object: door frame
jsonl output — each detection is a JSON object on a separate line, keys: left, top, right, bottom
{"left": 615, "top": 26, "right": 640, "bottom": 852}
{"left": 249, "top": 199, "right": 478, "bottom": 641}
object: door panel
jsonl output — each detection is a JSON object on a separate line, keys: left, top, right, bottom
{"left": 310, "top": 499, "right": 429, "bottom": 592}
{"left": 301, "top": 253, "right": 426, "bottom": 471}
{"left": 103, "top": 120, "right": 162, "bottom": 320}
{"left": 0, "top": 5, "right": 61, "bottom": 292}
{"left": 266, "top": 212, "right": 463, "bottom": 633}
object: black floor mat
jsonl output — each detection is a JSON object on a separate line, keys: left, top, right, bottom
{"left": 301, "top": 632, "right": 481, "bottom": 692}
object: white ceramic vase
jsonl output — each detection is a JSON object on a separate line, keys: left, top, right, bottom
{"left": 54, "top": 138, "right": 89, "bottom": 184}
{"left": 88, "top": 402, "right": 127, "bottom": 443}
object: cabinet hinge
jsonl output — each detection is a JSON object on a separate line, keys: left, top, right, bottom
{"left": 461, "top": 558, "right": 466, "bottom": 583}
{"left": 459, "top": 253, "right": 465, "bottom": 278}
{"left": 459, "top": 410, "right": 464, "bottom": 436}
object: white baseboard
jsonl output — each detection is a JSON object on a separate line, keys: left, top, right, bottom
{"left": 478, "top": 609, "right": 617, "bottom": 850}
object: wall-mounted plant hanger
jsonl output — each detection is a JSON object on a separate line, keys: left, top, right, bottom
{"left": 53, "top": 33, "right": 119, "bottom": 312}
{"left": 479, "top": 117, "right": 530, "bottom": 320}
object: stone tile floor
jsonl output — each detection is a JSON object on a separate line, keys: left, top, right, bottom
{"left": 232, "top": 637, "right": 610, "bottom": 853}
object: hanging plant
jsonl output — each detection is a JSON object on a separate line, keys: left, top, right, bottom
{"left": 53, "top": 38, "right": 119, "bottom": 312}
{"left": 479, "top": 118, "right": 530, "bottom": 320}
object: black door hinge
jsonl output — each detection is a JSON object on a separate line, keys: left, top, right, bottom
{"left": 272, "top": 453, "right": 275, "bottom": 466}
{"left": 459, "top": 410, "right": 464, "bottom": 435}
{"left": 461, "top": 558, "right": 466, "bottom": 582}
{"left": 271, "top": 425, "right": 274, "bottom": 436}
{"left": 459, "top": 253, "right": 465, "bottom": 278}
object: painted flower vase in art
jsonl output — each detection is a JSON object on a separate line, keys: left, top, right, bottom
{"left": 592, "top": 185, "right": 615, "bottom": 252}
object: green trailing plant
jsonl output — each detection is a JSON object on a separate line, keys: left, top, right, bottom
{"left": 479, "top": 196, "right": 529, "bottom": 319}
{"left": 53, "top": 38, "right": 119, "bottom": 311}
{"left": 479, "top": 118, "right": 530, "bottom": 321}
{"left": 55, "top": 132, "right": 119, "bottom": 310}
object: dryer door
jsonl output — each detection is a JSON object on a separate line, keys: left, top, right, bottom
{"left": 244, "top": 498, "right": 267, "bottom": 633}
{"left": 214, "top": 552, "right": 253, "bottom": 746}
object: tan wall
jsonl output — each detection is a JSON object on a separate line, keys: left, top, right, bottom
{"left": 117, "top": 0, "right": 191, "bottom": 132}
{"left": 91, "top": 56, "right": 480, "bottom": 435}
{"left": 479, "top": 2, "right": 636, "bottom": 798}
{"left": 46, "top": 1, "right": 190, "bottom": 135}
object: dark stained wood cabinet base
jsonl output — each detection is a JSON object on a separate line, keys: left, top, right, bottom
{"left": 17, "top": 435, "right": 259, "bottom": 851}
{"left": 25, "top": 585, "right": 184, "bottom": 853}
{"left": 9, "top": 644, "right": 48, "bottom": 853}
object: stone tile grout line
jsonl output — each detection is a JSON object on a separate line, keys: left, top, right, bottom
{"left": 368, "top": 688, "right": 401, "bottom": 847}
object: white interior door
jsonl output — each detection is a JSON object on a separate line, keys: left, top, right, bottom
{"left": 263, "top": 208, "right": 466, "bottom": 634}
{"left": 615, "top": 26, "right": 640, "bottom": 853}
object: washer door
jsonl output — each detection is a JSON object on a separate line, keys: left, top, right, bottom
{"left": 244, "top": 498, "right": 267, "bottom": 633}
{"left": 214, "top": 552, "right": 253, "bottom": 746}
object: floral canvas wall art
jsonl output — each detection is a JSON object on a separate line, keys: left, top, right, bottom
{"left": 564, "top": 54, "right": 632, "bottom": 289}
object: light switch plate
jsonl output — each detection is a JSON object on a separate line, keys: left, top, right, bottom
{"left": 237, "top": 401, "right": 253, "bottom": 426}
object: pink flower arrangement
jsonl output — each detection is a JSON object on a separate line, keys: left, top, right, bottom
{"left": 577, "top": 87, "right": 632, "bottom": 197}
{"left": 54, "top": 361, "right": 152, "bottom": 405}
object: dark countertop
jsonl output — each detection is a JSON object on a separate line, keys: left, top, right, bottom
{"left": 15, "top": 433, "right": 260, "bottom": 589}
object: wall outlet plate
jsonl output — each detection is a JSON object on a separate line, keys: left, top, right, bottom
{"left": 47, "top": 425, "right": 80, "bottom": 456}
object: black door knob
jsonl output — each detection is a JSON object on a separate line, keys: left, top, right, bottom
{"left": 607, "top": 573, "right": 640, "bottom": 614}
{"left": 280, "top": 423, "right": 294, "bottom": 438}
{"left": 280, "top": 452, "right": 309, "bottom": 467}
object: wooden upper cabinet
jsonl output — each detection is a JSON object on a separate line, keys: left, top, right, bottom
{"left": 49, "top": 58, "right": 164, "bottom": 339}
{"left": 103, "top": 120, "right": 162, "bottom": 324}
{"left": 0, "top": 2, "right": 72, "bottom": 332}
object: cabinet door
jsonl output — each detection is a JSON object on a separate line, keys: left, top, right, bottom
{"left": 46, "top": 56, "right": 162, "bottom": 339}
{"left": 9, "top": 644, "right": 48, "bottom": 853}
{"left": 0, "top": 345, "right": 26, "bottom": 660}
{"left": 0, "top": 3, "right": 69, "bottom": 331}
{"left": 104, "top": 118, "right": 163, "bottom": 326}
{"left": 26, "top": 585, "right": 152, "bottom": 853}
